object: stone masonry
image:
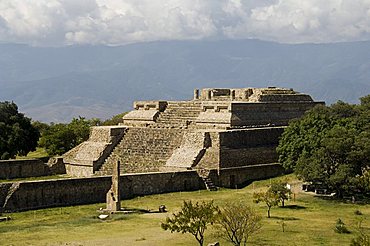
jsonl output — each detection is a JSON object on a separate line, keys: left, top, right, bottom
{"left": 63, "top": 87, "right": 324, "bottom": 183}
{"left": 0, "top": 87, "right": 325, "bottom": 212}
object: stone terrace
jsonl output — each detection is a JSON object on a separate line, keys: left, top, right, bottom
{"left": 63, "top": 87, "right": 323, "bottom": 177}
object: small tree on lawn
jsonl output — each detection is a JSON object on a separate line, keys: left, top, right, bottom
{"left": 253, "top": 190, "right": 279, "bottom": 218}
{"left": 269, "top": 181, "right": 292, "bottom": 207}
{"left": 161, "top": 200, "right": 218, "bottom": 246}
{"left": 217, "top": 201, "right": 262, "bottom": 246}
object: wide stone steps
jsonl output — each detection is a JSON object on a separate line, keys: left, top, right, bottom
{"left": 95, "top": 128, "right": 184, "bottom": 175}
{"left": 155, "top": 101, "right": 202, "bottom": 126}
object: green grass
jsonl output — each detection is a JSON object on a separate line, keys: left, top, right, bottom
{"left": 16, "top": 147, "right": 49, "bottom": 160}
{"left": 0, "top": 174, "right": 70, "bottom": 183}
{"left": 0, "top": 174, "right": 369, "bottom": 246}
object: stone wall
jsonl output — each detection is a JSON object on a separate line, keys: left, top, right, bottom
{"left": 218, "top": 127, "right": 283, "bottom": 168}
{"left": 63, "top": 126, "right": 126, "bottom": 177}
{"left": 230, "top": 102, "right": 322, "bottom": 127}
{"left": 0, "top": 159, "right": 50, "bottom": 179}
{"left": 0, "top": 171, "right": 202, "bottom": 212}
{"left": 196, "top": 132, "right": 220, "bottom": 169}
{"left": 216, "top": 163, "right": 285, "bottom": 188}
{"left": 220, "top": 147, "right": 278, "bottom": 168}
{"left": 219, "top": 127, "right": 284, "bottom": 148}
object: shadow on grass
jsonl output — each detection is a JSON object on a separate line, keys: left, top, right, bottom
{"left": 269, "top": 216, "right": 299, "bottom": 221}
{"left": 280, "top": 205, "right": 306, "bottom": 210}
{"left": 314, "top": 195, "right": 370, "bottom": 205}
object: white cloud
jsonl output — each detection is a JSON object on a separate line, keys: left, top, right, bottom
{"left": 0, "top": 0, "right": 370, "bottom": 46}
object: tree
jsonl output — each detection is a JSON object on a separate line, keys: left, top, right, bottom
{"left": 276, "top": 105, "right": 336, "bottom": 171}
{"left": 269, "top": 181, "right": 292, "bottom": 207}
{"left": 216, "top": 201, "right": 261, "bottom": 246}
{"left": 161, "top": 200, "right": 218, "bottom": 246}
{"left": 277, "top": 96, "right": 370, "bottom": 198}
{"left": 102, "top": 112, "right": 127, "bottom": 126}
{"left": 0, "top": 101, "right": 39, "bottom": 159}
{"left": 39, "top": 117, "right": 92, "bottom": 156}
{"left": 253, "top": 190, "right": 279, "bottom": 218}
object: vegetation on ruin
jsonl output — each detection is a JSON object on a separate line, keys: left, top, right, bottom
{"left": 277, "top": 94, "right": 370, "bottom": 198}
{"left": 1, "top": 174, "right": 369, "bottom": 246}
{"left": 0, "top": 101, "right": 40, "bottom": 160}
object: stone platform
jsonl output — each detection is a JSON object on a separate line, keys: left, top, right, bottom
{"left": 63, "top": 87, "right": 323, "bottom": 187}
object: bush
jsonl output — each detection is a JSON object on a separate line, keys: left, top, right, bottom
{"left": 334, "top": 219, "right": 350, "bottom": 234}
{"left": 354, "top": 210, "right": 363, "bottom": 216}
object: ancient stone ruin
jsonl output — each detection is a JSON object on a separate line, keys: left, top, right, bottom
{"left": 63, "top": 87, "right": 323, "bottom": 187}
{"left": 106, "top": 160, "right": 121, "bottom": 212}
{"left": 0, "top": 87, "right": 324, "bottom": 212}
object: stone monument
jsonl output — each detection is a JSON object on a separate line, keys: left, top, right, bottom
{"left": 106, "top": 160, "right": 121, "bottom": 212}
{"left": 63, "top": 87, "right": 324, "bottom": 188}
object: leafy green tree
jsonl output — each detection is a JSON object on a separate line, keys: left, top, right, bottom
{"left": 32, "top": 121, "right": 50, "bottom": 136}
{"left": 0, "top": 101, "right": 39, "bottom": 159}
{"left": 102, "top": 112, "right": 127, "bottom": 126}
{"left": 161, "top": 200, "right": 218, "bottom": 246}
{"left": 39, "top": 123, "right": 76, "bottom": 156}
{"left": 253, "top": 190, "right": 279, "bottom": 218}
{"left": 216, "top": 201, "right": 261, "bottom": 246}
{"left": 39, "top": 117, "right": 93, "bottom": 156}
{"left": 277, "top": 96, "right": 370, "bottom": 198}
{"left": 277, "top": 104, "right": 338, "bottom": 171}
{"left": 269, "top": 181, "right": 292, "bottom": 207}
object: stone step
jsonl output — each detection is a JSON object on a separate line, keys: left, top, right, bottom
{"left": 96, "top": 127, "right": 184, "bottom": 175}
{"left": 202, "top": 177, "right": 218, "bottom": 191}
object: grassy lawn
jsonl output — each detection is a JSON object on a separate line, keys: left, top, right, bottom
{"left": 16, "top": 147, "right": 49, "bottom": 160}
{"left": 0, "top": 174, "right": 71, "bottom": 183}
{"left": 0, "top": 174, "right": 369, "bottom": 246}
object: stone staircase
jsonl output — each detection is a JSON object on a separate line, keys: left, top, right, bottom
{"left": 95, "top": 127, "right": 184, "bottom": 175}
{"left": 155, "top": 101, "right": 202, "bottom": 128}
{"left": 197, "top": 169, "right": 218, "bottom": 191}
{"left": 202, "top": 177, "right": 218, "bottom": 191}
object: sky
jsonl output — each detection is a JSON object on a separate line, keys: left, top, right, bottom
{"left": 1, "top": 0, "right": 370, "bottom": 46}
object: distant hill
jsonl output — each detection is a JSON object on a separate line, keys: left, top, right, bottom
{"left": 1, "top": 39, "right": 369, "bottom": 122}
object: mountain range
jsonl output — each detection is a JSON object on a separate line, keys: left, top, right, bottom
{"left": 1, "top": 39, "right": 370, "bottom": 122}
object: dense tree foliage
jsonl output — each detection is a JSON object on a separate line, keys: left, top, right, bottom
{"left": 161, "top": 200, "right": 218, "bottom": 246}
{"left": 102, "top": 112, "right": 126, "bottom": 126}
{"left": 37, "top": 112, "right": 127, "bottom": 156}
{"left": 39, "top": 117, "right": 92, "bottom": 156}
{"left": 0, "top": 101, "right": 39, "bottom": 159}
{"left": 277, "top": 95, "right": 370, "bottom": 197}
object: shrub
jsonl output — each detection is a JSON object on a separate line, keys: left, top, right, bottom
{"left": 334, "top": 219, "right": 350, "bottom": 234}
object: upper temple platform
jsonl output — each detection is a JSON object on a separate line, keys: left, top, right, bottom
{"left": 122, "top": 87, "right": 324, "bottom": 129}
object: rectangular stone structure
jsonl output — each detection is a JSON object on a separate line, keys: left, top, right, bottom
{"left": 106, "top": 160, "right": 121, "bottom": 211}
